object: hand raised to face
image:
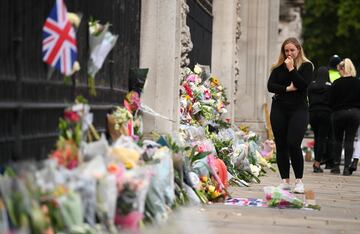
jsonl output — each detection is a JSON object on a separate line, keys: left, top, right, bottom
{"left": 284, "top": 56, "right": 294, "bottom": 71}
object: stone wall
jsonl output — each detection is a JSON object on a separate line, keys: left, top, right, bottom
{"left": 278, "top": 0, "right": 304, "bottom": 47}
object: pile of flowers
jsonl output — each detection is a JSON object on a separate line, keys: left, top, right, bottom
{"left": 179, "top": 66, "right": 276, "bottom": 189}
{"left": 0, "top": 60, "right": 281, "bottom": 234}
{"left": 180, "top": 64, "right": 229, "bottom": 126}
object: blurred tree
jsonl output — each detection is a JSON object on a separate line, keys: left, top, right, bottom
{"left": 302, "top": 0, "right": 360, "bottom": 70}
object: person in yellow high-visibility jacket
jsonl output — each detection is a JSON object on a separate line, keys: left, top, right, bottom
{"left": 328, "top": 54, "right": 341, "bottom": 83}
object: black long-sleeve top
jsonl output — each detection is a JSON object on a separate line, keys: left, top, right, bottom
{"left": 329, "top": 76, "right": 360, "bottom": 111}
{"left": 307, "top": 66, "right": 332, "bottom": 113}
{"left": 267, "top": 62, "right": 313, "bottom": 106}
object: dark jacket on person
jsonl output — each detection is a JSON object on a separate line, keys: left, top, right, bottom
{"left": 330, "top": 76, "right": 360, "bottom": 111}
{"left": 307, "top": 66, "right": 332, "bottom": 113}
{"left": 268, "top": 62, "right": 313, "bottom": 107}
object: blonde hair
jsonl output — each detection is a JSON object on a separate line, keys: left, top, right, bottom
{"left": 271, "top": 37, "right": 312, "bottom": 71}
{"left": 337, "top": 58, "right": 357, "bottom": 77}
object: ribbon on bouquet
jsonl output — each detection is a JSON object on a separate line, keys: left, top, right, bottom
{"left": 140, "top": 103, "right": 176, "bottom": 123}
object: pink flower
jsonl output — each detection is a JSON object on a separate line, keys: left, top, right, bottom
{"left": 67, "top": 160, "right": 78, "bottom": 169}
{"left": 278, "top": 199, "right": 290, "bottom": 208}
{"left": 197, "top": 144, "right": 206, "bottom": 153}
{"left": 186, "top": 74, "right": 197, "bottom": 82}
{"left": 265, "top": 194, "right": 272, "bottom": 201}
{"left": 125, "top": 91, "right": 141, "bottom": 113}
{"left": 307, "top": 140, "right": 315, "bottom": 149}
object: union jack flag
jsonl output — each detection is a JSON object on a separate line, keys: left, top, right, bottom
{"left": 42, "top": 0, "right": 77, "bottom": 76}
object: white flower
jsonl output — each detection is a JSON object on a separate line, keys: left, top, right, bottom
{"left": 89, "top": 21, "right": 103, "bottom": 35}
{"left": 194, "top": 64, "right": 202, "bottom": 74}
{"left": 192, "top": 102, "right": 201, "bottom": 114}
{"left": 249, "top": 164, "right": 261, "bottom": 177}
{"left": 72, "top": 61, "right": 81, "bottom": 73}
{"left": 67, "top": 12, "right": 81, "bottom": 28}
{"left": 220, "top": 108, "right": 228, "bottom": 114}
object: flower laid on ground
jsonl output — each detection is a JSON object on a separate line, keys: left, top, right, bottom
{"left": 302, "top": 140, "right": 315, "bottom": 152}
{"left": 198, "top": 174, "right": 226, "bottom": 202}
{"left": 264, "top": 186, "right": 304, "bottom": 209}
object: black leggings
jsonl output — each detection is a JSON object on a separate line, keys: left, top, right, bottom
{"left": 270, "top": 102, "right": 309, "bottom": 179}
{"left": 332, "top": 108, "right": 360, "bottom": 167}
{"left": 309, "top": 111, "right": 331, "bottom": 163}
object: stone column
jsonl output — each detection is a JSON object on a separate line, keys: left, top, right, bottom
{"left": 234, "top": 0, "right": 279, "bottom": 137}
{"left": 139, "top": 0, "right": 182, "bottom": 134}
{"left": 211, "top": 0, "right": 240, "bottom": 123}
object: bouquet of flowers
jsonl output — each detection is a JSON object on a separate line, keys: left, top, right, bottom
{"left": 302, "top": 140, "right": 315, "bottom": 162}
{"left": 51, "top": 108, "right": 82, "bottom": 169}
{"left": 107, "top": 107, "right": 133, "bottom": 142}
{"left": 88, "top": 19, "right": 118, "bottom": 95}
{"left": 264, "top": 186, "right": 303, "bottom": 209}
{"left": 198, "top": 175, "right": 226, "bottom": 202}
{"left": 51, "top": 96, "right": 98, "bottom": 169}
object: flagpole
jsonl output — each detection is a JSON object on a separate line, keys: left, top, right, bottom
{"left": 46, "top": 66, "right": 55, "bottom": 80}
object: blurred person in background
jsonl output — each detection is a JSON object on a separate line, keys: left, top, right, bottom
{"left": 307, "top": 67, "right": 332, "bottom": 173}
{"left": 329, "top": 58, "right": 360, "bottom": 176}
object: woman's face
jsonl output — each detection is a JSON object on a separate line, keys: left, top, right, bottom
{"left": 284, "top": 43, "right": 299, "bottom": 59}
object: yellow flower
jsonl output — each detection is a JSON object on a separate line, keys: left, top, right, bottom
{"left": 208, "top": 185, "right": 215, "bottom": 193}
{"left": 124, "top": 161, "right": 134, "bottom": 169}
{"left": 210, "top": 190, "right": 222, "bottom": 199}
{"left": 210, "top": 77, "right": 219, "bottom": 86}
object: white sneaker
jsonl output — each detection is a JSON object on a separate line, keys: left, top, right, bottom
{"left": 278, "top": 180, "right": 291, "bottom": 191}
{"left": 293, "top": 179, "right": 304, "bottom": 194}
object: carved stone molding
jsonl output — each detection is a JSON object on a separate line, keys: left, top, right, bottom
{"left": 180, "top": 0, "right": 193, "bottom": 74}
{"left": 233, "top": 0, "right": 242, "bottom": 104}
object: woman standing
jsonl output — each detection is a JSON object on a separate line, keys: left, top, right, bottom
{"left": 267, "top": 37, "right": 313, "bottom": 193}
{"left": 308, "top": 67, "right": 332, "bottom": 173}
{"left": 329, "top": 58, "right": 360, "bottom": 175}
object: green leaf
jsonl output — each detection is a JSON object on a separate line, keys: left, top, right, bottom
{"left": 191, "top": 151, "right": 211, "bottom": 163}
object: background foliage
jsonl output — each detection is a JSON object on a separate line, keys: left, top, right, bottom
{"left": 302, "top": 0, "right": 360, "bottom": 71}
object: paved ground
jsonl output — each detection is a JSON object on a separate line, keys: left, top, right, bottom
{"left": 144, "top": 162, "right": 360, "bottom": 234}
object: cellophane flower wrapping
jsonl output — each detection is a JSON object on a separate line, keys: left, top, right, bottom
{"left": 80, "top": 134, "right": 109, "bottom": 162}
{"left": 144, "top": 148, "right": 175, "bottom": 223}
{"left": 88, "top": 22, "right": 118, "bottom": 78}
{"left": 115, "top": 167, "right": 151, "bottom": 232}
{"left": 264, "top": 186, "right": 304, "bottom": 209}
{"left": 77, "top": 155, "right": 113, "bottom": 225}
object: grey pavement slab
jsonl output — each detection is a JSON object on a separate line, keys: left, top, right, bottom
{"left": 143, "top": 162, "right": 360, "bottom": 233}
